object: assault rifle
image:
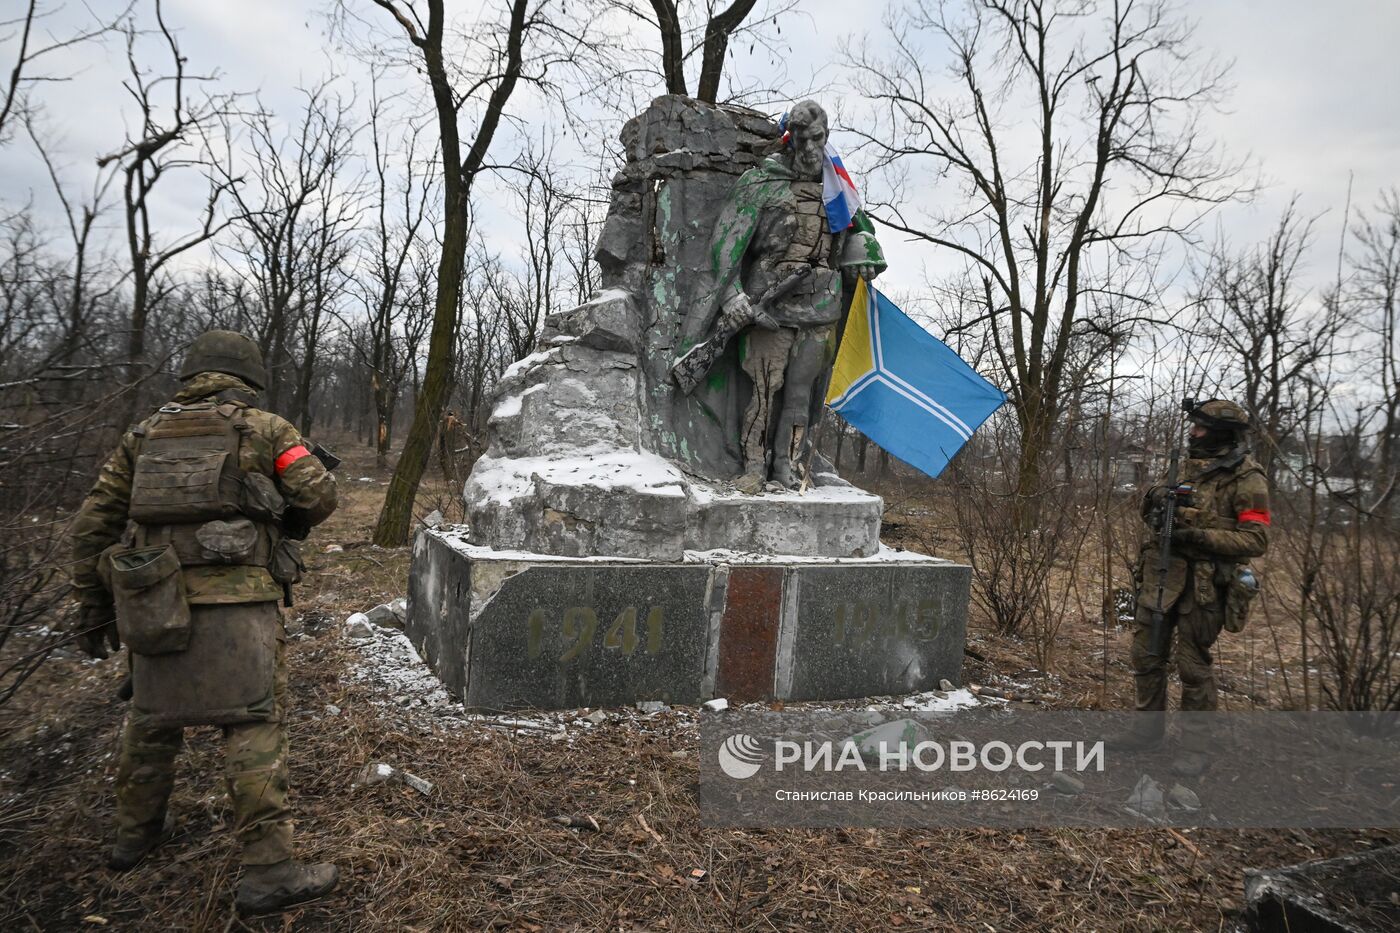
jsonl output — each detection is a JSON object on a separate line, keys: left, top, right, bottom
{"left": 670, "top": 266, "right": 814, "bottom": 395}
{"left": 308, "top": 441, "right": 342, "bottom": 472}
{"left": 1148, "top": 397, "right": 1196, "bottom": 660}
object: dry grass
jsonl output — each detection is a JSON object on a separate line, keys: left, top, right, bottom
{"left": 1, "top": 441, "right": 1391, "bottom": 931}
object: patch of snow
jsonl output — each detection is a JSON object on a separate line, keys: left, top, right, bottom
{"left": 500, "top": 346, "right": 561, "bottom": 384}
{"left": 431, "top": 527, "right": 649, "bottom": 563}
{"left": 492, "top": 393, "right": 523, "bottom": 420}
{"left": 683, "top": 544, "right": 950, "bottom": 565}
{"left": 466, "top": 450, "right": 689, "bottom": 505}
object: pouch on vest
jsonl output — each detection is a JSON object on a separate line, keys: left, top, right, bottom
{"left": 1135, "top": 544, "right": 1187, "bottom": 612}
{"left": 1224, "top": 566, "right": 1260, "bottom": 633}
{"left": 110, "top": 545, "right": 191, "bottom": 655}
{"left": 268, "top": 536, "right": 304, "bottom": 585}
{"left": 128, "top": 449, "right": 242, "bottom": 524}
{"left": 195, "top": 518, "right": 261, "bottom": 563}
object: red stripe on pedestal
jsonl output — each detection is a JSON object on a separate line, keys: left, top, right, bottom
{"left": 715, "top": 567, "right": 784, "bottom": 702}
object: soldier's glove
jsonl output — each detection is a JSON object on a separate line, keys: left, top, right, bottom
{"left": 75, "top": 602, "right": 120, "bottom": 660}
{"left": 283, "top": 507, "right": 314, "bottom": 541}
{"left": 1175, "top": 507, "right": 1220, "bottom": 530}
{"left": 1171, "top": 527, "right": 1206, "bottom": 548}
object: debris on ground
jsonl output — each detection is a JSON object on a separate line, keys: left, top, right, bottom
{"left": 1126, "top": 774, "right": 1166, "bottom": 822}
{"left": 1168, "top": 784, "right": 1202, "bottom": 811}
{"left": 550, "top": 814, "right": 600, "bottom": 831}
{"left": 364, "top": 597, "right": 407, "bottom": 629}
{"left": 344, "top": 612, "right": 373, "bottom": 639}
{"left": 356, "top": 762, "right": 433, "bottom": 795}
{"left": 1050, "top": 772, "right": 1085, "bottom": 795}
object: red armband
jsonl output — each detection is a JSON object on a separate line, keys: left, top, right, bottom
{"left": 275, "top": 444, "right": 311, "bottom": 475}
{"left": 1237, "top": 509, "right": 1271, "bottom": 526}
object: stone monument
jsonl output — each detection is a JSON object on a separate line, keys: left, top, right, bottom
{"left": 407, "top": 96, "right": 971, "bottom": 710}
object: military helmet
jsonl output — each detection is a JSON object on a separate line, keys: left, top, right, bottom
{"left": 1187, "top": 398, "right": 1250, "bottom": 433}
{"left": 179, "top": 330, "right": 267, "bottom": 390}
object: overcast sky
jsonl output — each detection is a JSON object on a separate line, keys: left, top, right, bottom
{"left": 2, "top": 0, "right": 1398, "bottom": 302}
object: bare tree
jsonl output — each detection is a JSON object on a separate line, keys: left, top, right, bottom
{"left": 0, "top": 1, "right": 130, "bottom": 143}
{"left": 846, "top": 0, "right": 1248, "bottom": 516}
{"left": 23, "top": 117, "right": 121, "bottom": 371}
{"left": 341, "top": 77, "right": 434, "bottom": 467}
{"left": 98, "top": 1, "right": 240, "bottom": 419}
{"left": 1352, "top": 190, "right": 1400, "bottom": 516}
{"left": 219, "top": 83, "right": 360, "bottom": 414}
{"left": 1197, "top": 200, "right": 1346, "bottom": 480}
{"left": 642, "top": 0, "right": 761, "bottom": 102}
{"left": 349, "top": 0, "right": 607, "bottom": 545}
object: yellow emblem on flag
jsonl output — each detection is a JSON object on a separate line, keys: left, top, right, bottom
{"left": 826, "top": 278, "right": 875, "bottom": 405}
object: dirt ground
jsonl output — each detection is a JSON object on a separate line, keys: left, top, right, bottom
{"left": 0, "top": 440, "right": 1390, "bottom": 931}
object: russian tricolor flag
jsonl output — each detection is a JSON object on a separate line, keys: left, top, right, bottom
{"left": 822, "top": 143, "right": 860, "bottom": 233}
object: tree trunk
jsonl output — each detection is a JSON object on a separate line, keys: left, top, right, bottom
{"left": 696, "top": 0, "right": 759, "bottom": 103}
{"left": 648, "top": 0, "right": 687, "bottom": 95}
{"left": 371, "top": 0, "right": 529, "bottom": 546}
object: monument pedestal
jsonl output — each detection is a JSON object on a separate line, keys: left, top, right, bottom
{"left": 406, "top": 527, "right": 970, "bottom": 711}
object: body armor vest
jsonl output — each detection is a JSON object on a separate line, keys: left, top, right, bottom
{"left": 128, "top": 400, "right": 284, "bottom": 569}
{"left": 750, "top": 179, "right": 843, "bottom": 328}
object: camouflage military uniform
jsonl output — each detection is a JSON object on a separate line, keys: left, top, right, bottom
{"left": 1130, "top": 401, "right": 1270, "bottom": 716}
{"left": 71, "top": 368, "right": 336, "bottom": 867}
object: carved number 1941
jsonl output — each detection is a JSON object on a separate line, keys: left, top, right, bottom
{"left": 527, "top": 606, "right": 665, "bottom": 661}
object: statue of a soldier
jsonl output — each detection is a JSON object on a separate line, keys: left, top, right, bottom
{"left": 675, "top": 100, "right": 885, "bottom": 493}
{"left": 1112, "top": 399, "right": 1270, "bottom": 776}
{"left": 70, "top": 331, "right": 340, "bottom": 915}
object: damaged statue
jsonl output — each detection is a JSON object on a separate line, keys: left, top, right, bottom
{"left": 462, "top": 95, "right": 887, "bottom": 559}
{"left": 674, "top": 99, "right": 885, "bottom": 492}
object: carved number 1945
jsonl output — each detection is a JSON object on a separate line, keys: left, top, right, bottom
{"left": 527, "top": 606, "right": 664, "bottom": 661}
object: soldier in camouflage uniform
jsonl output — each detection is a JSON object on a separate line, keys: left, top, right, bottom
{"left": 1114, "top": 399, "right": 1270, "bottom": 775}
{"left": 70, "top": 331, "right": 339, "bottom": 914}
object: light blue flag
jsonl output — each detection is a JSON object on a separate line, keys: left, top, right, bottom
{"left": 826, "top": 280, "right": 1006, "bottom": 479}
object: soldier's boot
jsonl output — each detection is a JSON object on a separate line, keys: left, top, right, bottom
{"left": 108, "top": 812, "right": 176, "bottom": 872}
{"left": 236, "top": 859, "right": 339, "bottom": 915}
{"left": 1105, "top": 712, "right": 1166, "bottom": 750}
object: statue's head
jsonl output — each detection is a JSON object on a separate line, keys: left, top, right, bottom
{"left": 784, "top": 100, "right": 828, "bottom": 180}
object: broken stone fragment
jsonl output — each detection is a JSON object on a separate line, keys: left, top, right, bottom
{"left": 357, "top": 762, "right": 396, "bottom": 785}
{"left": 702, "top": 698, "right": 729, "bottom": 712}
{"left": 364, "top": 601, "right": 405, "bottom": 630}
{"left": 850, "top": 719, "right": 922, "bottom": 760}
{"left": 1049, "top": 772, "right": 1085, "bottom": 795}
{"left": 1125, "top": 774, "right": 1166, "bottom": 821}
{"left": 540, "top": 289, "right": 640, "bottom": 353}
{"left": 344, "top": 613, "right": 373, "bottom": 640}
{"left": 1167, "top": 784, "right": 1201, "bottom": 810}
